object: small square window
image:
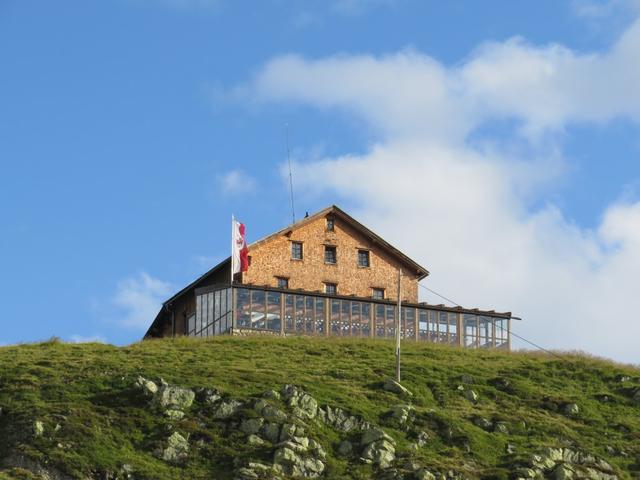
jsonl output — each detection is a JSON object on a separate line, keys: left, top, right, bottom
{"left": 276, "top": 277, "right": 289, "bottom": 289}
{"left": 372, "top": 288, "right": 385, "bottom": 300}
{"left": 358, "top": 250, "right": 370, "bottom": 267}
{"left": 324, "top": 246, "right": 337, "bottom": 264}
{"left": 325, "top": 283, "right": 337, "bottom": 295}
{"left": 326, "top": 217, "right": 335, "bottom": 231}
{"left": 291, "top": 241, "right": 303, "bottom": 260}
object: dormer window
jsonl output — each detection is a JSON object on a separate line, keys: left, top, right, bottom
{"left": 326, "top": 217, "right": 335, "bottom": 231}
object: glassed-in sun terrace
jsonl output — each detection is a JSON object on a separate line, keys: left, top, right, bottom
{"left": 189, "top": 284, "right": 512, "bottom": 349}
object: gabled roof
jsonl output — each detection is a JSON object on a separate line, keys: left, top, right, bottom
{"left": 144, "top": 205, "right": 430, "bottom": 338}
{"left": 248, "top": 205, "right": 429, "bottom": 280}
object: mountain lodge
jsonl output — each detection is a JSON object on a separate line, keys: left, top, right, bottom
{"left": 144, "top": 205, "right": 512, "bottom": 349}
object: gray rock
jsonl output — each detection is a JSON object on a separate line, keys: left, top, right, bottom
{"left": 164, "top": 409, "right": 185, "bottom": 421}
{"left": 235, "top": 467, "right": 260, "bottom": 480}
{"left": 33, "top": 420, "right": 44, "bottom": 437}
{"left": 337, "top": 440, "right": 353, "bottom": 456}
{"left": 200, "top": 388, "right": 222, "bottom": 405}
{"left": 279, "top": 423, "right": 305, "bottom": 442}
{"left": 159, "top": 431, "right": 189, "bottom": 463}
{"left": 212, "top": 399, "right": 243, "bottom": 419}
{"left": 281, "top": 385, "right": 319, "bottom": 419}
{"left": 135, "top": 376, "right": 158, "bottom": 397}
{"left": 515, "top": 468, "right": 537, "bottom": 479}
{"left": 472, "top": 417, "right": 492, "bottom": 430}
{"left": 415, "top": 469, "right": 436, "bottom": 480}
{"left": 263, "top": 389, "right": 281, "bottom": 400}
{"left": 463, "top": 389, "right": 478, "bottom": 403}
{"left": 383, "top": 378, "right": 413, "bottom": 397}
{"left": 253, "top": 399, "right": 269, "bottom": 413}
{"left": 415, "top": 430, "right": 430, "bottom": 447}
{"left": 506, "top": 443, "right": 516, "bottom": 454}
{"left": 273, "top": 446, "right": 325, "bottom": 478}
{"left": 493, "top": 421, "right": 509, "bottom": 434}
{"left": 240, "top": 418, "right": 264, "bottom": 435}
{"left": 361, "top": 428, "right": 395, "bottom": 446}
{"left": 154, "top": 380, "right": 195, "bottom": 411}
{"left": 361, "top": 439, "right": 396, "bottom": 469}
{"left": 308, "top": 439, "right": 326, "bottom": 460}
{"left": 388, "top": 404, "right": 412, "bottom": 425}
{"left": 553, "top": 464, "right": 574, "bottom": 480}
{"left": 261, "top": 423, "right": 281, "bottom": 443}
{"left": 563, "top": 403, "right": 579, "bottom": 416}
{"left": 247, "top": 434, "right": 265, "bottom": 446}
{"left": 318, "top": 405, "right": 370, "bottom": 432}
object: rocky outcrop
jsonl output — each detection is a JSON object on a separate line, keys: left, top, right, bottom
{"left": 514, "top": 447, "right": 618, "bottom": 480}
{"left": 135, "top": 376, "right": 195, "bottom": 420}
{"left": 359, "top": 428, "right": 396, "bottom": 469}
{"left": 156, "top": 431, "right": 189, "bottom": 464}
{"left": 317, "top": 405, "right": 370, "bottom": 432}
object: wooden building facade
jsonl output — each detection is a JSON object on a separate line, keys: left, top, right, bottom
{"left": 144, "top": 206, "right": 512, "bottom": 349}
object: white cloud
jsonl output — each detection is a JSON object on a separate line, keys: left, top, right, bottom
{"left": 113, "top": 272, "right": 173, "bottom": 328}
{"left": 238, "top": 17, "right": 640, "bottom": 363}
{"left": 572, "top": 0, "right": 640, "bottom": 18}
{"left": 217, "top": 169, "right": 257, "bottom": 195}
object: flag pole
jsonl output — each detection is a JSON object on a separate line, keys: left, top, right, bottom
{"left": 230, "top": 214, "right": 235, "bottom": 285}
{"left": 395, "top": 268, "right": 402, "bottom": 383}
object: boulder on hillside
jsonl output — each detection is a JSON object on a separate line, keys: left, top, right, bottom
{"left": 157, "top": 431, "right": 189, "bottom": 464}
{"left": 383, "top": 378, "right": 413, "bottom": 397}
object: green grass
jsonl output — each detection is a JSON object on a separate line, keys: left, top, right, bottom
{"left": 0, "top": 336, "right": 638, "bottom": 479}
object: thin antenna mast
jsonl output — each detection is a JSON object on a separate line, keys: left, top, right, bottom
{"left": 286, "top": 123, "right": 296, "bottom": 224}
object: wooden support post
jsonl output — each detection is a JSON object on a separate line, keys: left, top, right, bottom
{"left": 280, "top": 293, "right": 285, "bottom": 336}
{"left": 369, "top": 303, "right": 374, "bottom": 338}
{"left": 264, "top": 291, "right": 268, "bottom": 331}
{"left": 232, "top": 288, "right": 237, "bottom": 334}
{"left": 324, "top": 298, "right": 330, "bottom": 337}
{"left": 302, "top": 296, "right": 307, "bottom": 335}
{"left": 457, "top": 313, "right": 463, "bottom": 347}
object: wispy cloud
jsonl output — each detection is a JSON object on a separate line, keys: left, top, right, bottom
{"left": 237, "top": 17, "right": 640, "bottom": 363}
{"left": 113, "top": 272, "right": 173, "bottom": 328}
{"left": 571, "top": 0, "right": 640, "bottom": 18}
{"left": 217, "top": 169, "right": 257, "bottom": 195}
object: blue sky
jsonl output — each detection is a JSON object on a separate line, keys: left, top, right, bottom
{"left": 1, "top": 0, "right": 639, "bottom": 362}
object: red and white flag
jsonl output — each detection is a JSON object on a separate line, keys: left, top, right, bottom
{"left": 231, "top": 217, "right": 249, "bottom": 276}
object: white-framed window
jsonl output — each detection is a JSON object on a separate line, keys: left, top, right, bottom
{"left": 372, "top": 288, "right": 385, "bottom": 300}
{"left": 358, "top": 249, "right": 370, "bottom": 267}
{"left": 291, "top": 241, "right": 303, "bottom": 260}
{"left": 324, "top": 283, "right": 337, "bottom": 295}
{"left": 324, "top": 245, "right": 337, "bottom": 264}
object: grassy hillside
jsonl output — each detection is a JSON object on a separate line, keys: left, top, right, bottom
{"left": 0, "top": 336, "right": 638, "bottom": 480}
